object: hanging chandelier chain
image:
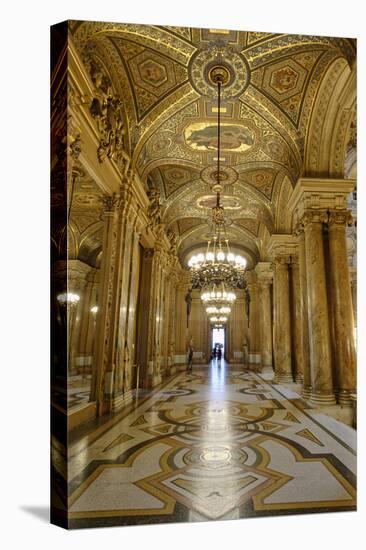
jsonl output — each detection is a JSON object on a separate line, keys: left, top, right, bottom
{"left": 217, "top": 80, "right": 221, "bottom": 209}
{"left": 188, "top": 67, "right": 247, "bottom": 320}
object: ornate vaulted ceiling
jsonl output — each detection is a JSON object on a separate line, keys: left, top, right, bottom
{"left": 70, "top": 21, "right": 356, "bottom": 267}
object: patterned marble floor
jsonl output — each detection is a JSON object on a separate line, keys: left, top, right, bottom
{"left": 52, "top": 375, "right": 92, "bottom": 411}
{"left": 65, "top": 362, "right": 356, "bottom": 528}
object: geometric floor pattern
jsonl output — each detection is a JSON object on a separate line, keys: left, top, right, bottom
{"left": 64, "top": 363, "right": 356, "bottom": 528}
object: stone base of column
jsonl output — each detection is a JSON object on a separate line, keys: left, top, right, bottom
{"left": 112, "top": 390, "right": 133, "bottom": 412}
{"left": 337, "top": 389, "right": 356, "bottom": 407}
{"left": 260, "top": 365, "right": 274, "bottom": 375}
{"left": 295, "top": 374, "right": 304, "bottom": 383}
{"left": 152, "top": 373, "right": 162, "bottom": 387}
{"left": 168, "top": 365, "right": 177, "bottom": 376}
{"left": 302, "top": 386, "right": 312, "bottom": 400}
{"left": 310, "top": 391, "right": 337, "bottom": 406}
{"left": 274, "top": 372, "right": 293, "bottom": 384}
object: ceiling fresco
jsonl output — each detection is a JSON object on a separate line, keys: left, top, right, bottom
{"left": 70, "top": 21, "right": 355, "bottom": 265}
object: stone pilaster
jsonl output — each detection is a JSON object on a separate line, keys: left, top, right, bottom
{"left": 327, "top": 210, "right": 356, "bottom": 405}
{"left": 272, "top": 257, "right": 293, "bottom": 383}
{"left": 302, "top": 210, "right": 336, "bottom": 405}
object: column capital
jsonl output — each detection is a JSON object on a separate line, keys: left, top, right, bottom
{"left": 300, "top": 209, "right": 328, "bottom": 227}
{"left": 328, "top": 209, "right": 353, "bottom": 227}
{"left": 255, "top": 261, "right": 273, "bottom": 283}
{"left": 272, "top": 256, "right": 291, "bottom": 270}
{"left": 100, "top": 192, "right": 119, "bottom": 213}
{"left": 267, "top": 233, "right": 298, "bottom": 259}
{"left": 291, "top": 255, "right": 300, "bottom": 267}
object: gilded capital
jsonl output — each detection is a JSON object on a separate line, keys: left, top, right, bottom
{"left": 328, "top": 210, "right": 353, "bottom": 227}
{"left": 301, "top": 209, "right": 328, "bottom": 227}
{"left": 100, "top": 192, "right": 119, "bottom": 213}
{"left": 272, "top": 256, "right": 290, "bottom": 270}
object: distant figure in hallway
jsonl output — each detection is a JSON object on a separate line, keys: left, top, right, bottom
{"left": 187, "top": 341, "right": 194, "bottom": 372}
{"left": 217, "top": 346, "right": 222, "bottom": 366}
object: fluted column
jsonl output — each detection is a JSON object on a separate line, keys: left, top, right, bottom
{"left": 328, "top": 210, "right": 356, "bottom": 405}
{"left": 297, "top": 228, "right": 311, "bottom": 398}
{"left": 259, "top": 280, "right": 273, "bottom": 368}
{"left": 273, "top": 257, "right": 293, "bottom": 383}
{"left": 303, "top": 211, "right": 336, "bottom": 405}
{"left": 290, "top": 256, "right": 303, "bottom": 383}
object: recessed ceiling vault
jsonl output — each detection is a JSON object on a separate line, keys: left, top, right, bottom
{"left": 70, "top": 21, "right": 356, "bottom": 266}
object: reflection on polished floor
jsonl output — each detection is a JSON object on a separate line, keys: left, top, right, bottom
{"left": 66, "top": 362, "right": 356, "bottom": 528}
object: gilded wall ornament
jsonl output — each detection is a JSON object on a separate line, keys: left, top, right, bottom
{"left": 86, "top": 56, "right": 126, "bottom": 166}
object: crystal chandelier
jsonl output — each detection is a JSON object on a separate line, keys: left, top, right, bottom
{"left": 188, "top": 67, "right": 247, "bottom": 322}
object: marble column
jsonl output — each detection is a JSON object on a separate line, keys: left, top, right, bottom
{"left": 273, "top": 257, "right": 293, "bottom": 383}
{"left": 290, "top": 257, "right": 304, "bottom": 383}
{"left": 167, "top": 268, "right": 178, "bottom": 375}
{"left": 135, "top": 248, "right": 155, "bottom": 388}
{"left": 327, "top": 210, "right": 356, "bottom": 405}
{"left": 247, "top": 276, "right": 260, "bottom": 365}
{"left": 77, "top": 268, "right": 98, "bottom": 376}
{"left": 259, "top": 280, "right": 273, "bottom": 368}
{"left": 90, "top": 195, "right": 119, "bottom": 410}
{"left": 297, "top": 228, "right": 311, "bottom": 398}
{"left": 303, "top": 211, "right": 336, "bottom": 405}
{"left": 349, "top": 266, "right": 357, "bottom": 331}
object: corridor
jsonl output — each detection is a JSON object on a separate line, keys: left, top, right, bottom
{"left": 66, "top": 363, "right": 356, "bottom": 528}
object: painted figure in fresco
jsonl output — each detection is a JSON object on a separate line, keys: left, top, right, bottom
{"left": 185, "top": 288, "right": 192, "bottom": 328}
{"left": 186, "top": 124, "right": 254, "bottom": 152}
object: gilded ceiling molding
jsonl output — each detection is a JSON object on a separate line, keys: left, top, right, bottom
{"left": 304, "top": 57, "right": 350, "bottom": 176}
{"left": 297, "top": 49, "right": 339, "bottom": 138}
{"left": 71, "top": 22, "right": 196, "bottom": 65}
{"left": 147, "top": 164, "right": 202, "bottom": 200}
{"left": 134, "top": 84, "right": 197, "bottom": 147}
{"left": 140, "top": 141, "right": 202, "bottom": 183}
{"left": 269, "top": 171, "right": 289, "bottom": 216}
{"left": 161, "top": 26, "right": 193, "bottom": 43}
{"left": 329, "top": 70, "right": 356, "bottom": 178}
{"left": 242, "top": 34, "right": 354, "bottom": 70}
{"left": 234, "top": 178, "right": 274, "bottom": 212}
{"left": 240, "top": 86, "right": 302, "bottom": 178}
{"left": 136, "top": 90, "right": 200, "bottom": 176}
{"left": 274, "top": 175, "right": 294, "bottom": 233}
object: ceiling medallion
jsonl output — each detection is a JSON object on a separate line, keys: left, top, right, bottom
{"left": 201, "top": 165, "right": 239, "bottom": 188}
{"left": 189, "top": 47, "right": 250, "bottom": 99}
